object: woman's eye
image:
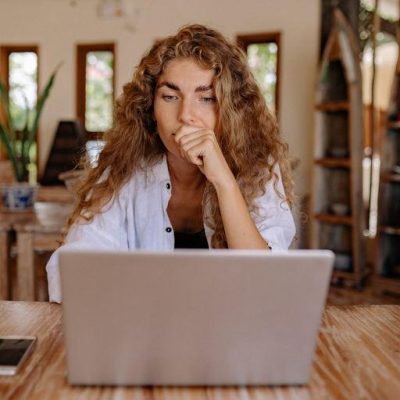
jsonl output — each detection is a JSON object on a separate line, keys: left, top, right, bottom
{"left": 162, "top": 95, "right": 178, "bottom": 101}
{"left": 201, "top": 96, "right": 217, "bottom": 104}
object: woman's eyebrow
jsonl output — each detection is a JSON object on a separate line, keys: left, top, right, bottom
{"left": 195, "top": 85, "right": 213, "bottom": 93}
{"left": 157, "top": 81, "right": 213, "bottom": 93}
{"left": 157, "top": 81, "right": 180, "bottom": 91}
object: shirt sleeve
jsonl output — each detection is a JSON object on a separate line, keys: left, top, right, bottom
{"left": 251, "top": 165, "right": 296, "bottom": 251}
{"left": 46, "top": 184, "right": 130, "bottom": 303}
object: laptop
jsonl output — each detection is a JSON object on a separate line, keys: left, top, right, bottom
{"left": 59, "top": 249, "right": 334, "bottom": 386}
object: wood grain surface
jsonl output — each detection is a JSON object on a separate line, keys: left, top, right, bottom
{"left": 0, "top": 302, "right": 399, "bottom": 399}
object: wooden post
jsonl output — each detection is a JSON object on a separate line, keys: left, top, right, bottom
{"left": 16, "top": 230, "right": 35, "bottom": 301}
{"left": 0, "top": 227, "right": 10, "bottom": 299}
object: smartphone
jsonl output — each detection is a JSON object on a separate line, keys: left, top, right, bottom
{"left": 0, "top": 336, "right": 36, "bottom": 376}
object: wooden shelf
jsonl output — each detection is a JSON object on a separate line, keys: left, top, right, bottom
{"left": 314, "top": 158, "right": 351, "bottom": 168}
{"left": 378, "top": 226, "right": 400, "bottom": 236}
{"left": 314, "top": 213, "right": 353, "bottom": 225}
{"left": 311, "top": 10, "right": 365, "bottom": 289}
{"left": 387, "top": 121, "right": 400, "bottom": 130}
{"left": 381, "top": 172, "right": 400, "bottom": 183}
{"left": 315, "top": 101, "right": 349, "bottom": 112}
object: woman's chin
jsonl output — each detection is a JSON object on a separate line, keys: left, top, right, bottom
{"left": 166, "top": 151, "right": 199, "bottom": 170}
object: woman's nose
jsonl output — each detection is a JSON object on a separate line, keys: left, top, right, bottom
{"left": 178, "top": 99, "right": 197, "bottom": 125}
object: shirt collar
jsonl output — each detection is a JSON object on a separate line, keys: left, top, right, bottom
{"left": 143, "top": 154, "right": 170, "bottom": 186}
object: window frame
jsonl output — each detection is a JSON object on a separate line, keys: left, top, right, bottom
{"left": 236, "top": 32, "right": 281, "bottom": 119}
{"left": 76, "top": 42, "right": 116, "bottom": 140}
{"left": 0, "top": 45, "right": 40, "bottom": 164}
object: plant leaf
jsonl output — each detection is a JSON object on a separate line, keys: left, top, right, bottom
{"left": 0, "top": 79, "right": 16, "bottom": 142}
{"left": 0, "top": 123, "right": 21, "bottom": 181}
{"left": 0, "top": 79, "right": 10, "bottom": 115}
{"left": 27, "top": 63, "right": 62, "bottom": 151}
{"left": 21, "top": 93, "right": 31, "bottom": 162}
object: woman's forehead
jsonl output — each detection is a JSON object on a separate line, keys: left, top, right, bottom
{"left": 158, "top": 58, "right": 215, "bottom": 86}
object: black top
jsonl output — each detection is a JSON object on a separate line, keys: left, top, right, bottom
{"left": 174, "top": 229, "right": 209, "bottom": 249}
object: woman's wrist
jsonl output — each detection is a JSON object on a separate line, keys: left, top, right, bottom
{"left": 212, "top": 172, "right": 239, "bottom": 195}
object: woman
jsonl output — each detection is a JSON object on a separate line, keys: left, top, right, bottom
{"left": 46, "top": 24, "right": 296, "bottom": 303}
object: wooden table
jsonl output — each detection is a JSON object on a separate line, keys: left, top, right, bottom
{"left": 0, "top": 302, "right": 399, "bottom": 399}
{"left": 0, "top": 211, "right": 38, "bottom": 300}
{"left": 0, "top": 202, "right": 71, "bottom": 300}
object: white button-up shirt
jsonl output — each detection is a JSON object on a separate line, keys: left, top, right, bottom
{"left": 46, "top": 156, "right": 296, "bottom": 302}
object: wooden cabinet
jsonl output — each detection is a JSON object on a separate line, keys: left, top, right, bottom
{"left": 374, "top": 65, "right": 400, "bottom": 294}
{"left": 310, "top": 9, "right": 367, "bottom": 287}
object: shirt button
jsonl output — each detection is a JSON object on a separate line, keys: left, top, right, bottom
{"left": 166, "top": 183, "right": 171, "bottom": 190}
{"left": 166, "top": 227, "right": 172, "bottom": 233}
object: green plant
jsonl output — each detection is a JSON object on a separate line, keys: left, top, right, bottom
{"left": 0, "top": 65, "right": 60, "bottom": 182}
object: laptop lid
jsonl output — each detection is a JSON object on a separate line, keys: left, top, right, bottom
{"left": 60, "top": 249, "right": 334, "bottom": 386}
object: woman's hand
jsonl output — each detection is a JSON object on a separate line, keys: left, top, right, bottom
{"left": 173, "top": 125, "right": 235, "bottom": 188}
{"left": 174, "top": 124, "right": 270, "bottom": 250}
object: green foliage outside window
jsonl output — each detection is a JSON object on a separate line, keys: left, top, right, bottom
{"left": 85, "top": 51, "right": 113, "bottom": 132}
{"left": 247, "top": 43, "right": 277, "bottom": 112}
{"left": 3, "top": 52, "right": 38, "bottom": 181}
{"left": 9, "top": 52, "right": 38, "bottom": 132}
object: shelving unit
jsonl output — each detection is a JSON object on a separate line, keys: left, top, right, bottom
{"left": 310, "top": 9, "right": 367, "bottom": 288}
{"left": 374, "top": 58, "right": 400, "bottom": 294}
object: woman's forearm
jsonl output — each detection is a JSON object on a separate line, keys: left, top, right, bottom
{"left": 214, "top": 178, "right": 270, "bottom": 250}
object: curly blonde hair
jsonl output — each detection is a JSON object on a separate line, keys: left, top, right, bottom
{"left": 67, "top": 24, "right": 294, "bottom": 248}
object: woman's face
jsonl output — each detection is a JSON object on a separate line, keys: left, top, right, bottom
{"left": 153, "top": 58, "right": 218, "bottom": 159}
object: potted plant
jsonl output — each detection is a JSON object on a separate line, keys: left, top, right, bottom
{"left": 0, "top": 65, "right": 60, "bottom": 210}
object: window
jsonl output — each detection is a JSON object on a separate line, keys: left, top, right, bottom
{"left": 0, "top": 46, "right": 39, "bottom": 177}
{"left": 237, "top": 33, "right": 281, "bottom": 117}
{"left": 76, "top": 43, "right": 115, "bottom": 139}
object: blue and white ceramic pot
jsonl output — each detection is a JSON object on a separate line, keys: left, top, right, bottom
{"left": 1, "top": 183, "right": 38, "bottom": 211}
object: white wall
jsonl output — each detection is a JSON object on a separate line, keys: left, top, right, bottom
{"left": 0, "top": 0, "right": 320, "bottom": 212}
